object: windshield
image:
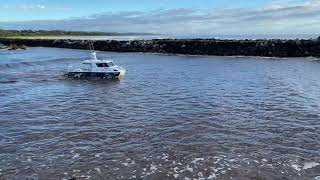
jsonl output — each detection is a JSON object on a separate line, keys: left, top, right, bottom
{"left": 82, "top": 63, "right": 92, "bottom": 71}
{"left": 96, "top": 62, "right": 114, "bottom": 67}
{"left": 107, "top": 62, "right": 115, "bottom": 67}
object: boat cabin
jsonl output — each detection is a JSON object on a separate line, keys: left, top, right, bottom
{"left": 78, "top": 58, "right": 117, "bottom": 72}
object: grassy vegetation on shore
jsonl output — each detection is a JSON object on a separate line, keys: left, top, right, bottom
{"left": 0, "top": 29, "right": 154, "bottom": 38}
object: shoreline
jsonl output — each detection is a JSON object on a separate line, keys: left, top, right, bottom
{"left": 0, "top": 37, "right": 320, "bottom": 57}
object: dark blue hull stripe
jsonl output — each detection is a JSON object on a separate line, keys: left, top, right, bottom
{"left": 67, "top": 72, "right": 120, "bottom": 79}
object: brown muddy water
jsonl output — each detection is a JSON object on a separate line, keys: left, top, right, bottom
{"left": 0, "top": 48, "right": 320, "bottom": 180}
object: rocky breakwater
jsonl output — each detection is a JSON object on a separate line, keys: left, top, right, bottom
{"left": 1, "top": 37, "right": 320, "bottom": 57}
{"left": 0, "top": 42, "right": 7, "bottom": 49}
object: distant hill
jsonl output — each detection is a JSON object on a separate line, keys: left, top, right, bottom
{"left": 0, "top": 29, "right": 155, "bottom": 37}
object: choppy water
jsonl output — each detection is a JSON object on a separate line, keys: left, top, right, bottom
{"left": 0, "top": 48, "right": 320, "bottom": 180}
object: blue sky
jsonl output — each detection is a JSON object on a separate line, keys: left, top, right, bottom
{"left": 0, "top": 0, "right": 272, "bottom": 21}
{"left": 0, "top": 0, "right": 319, "bottom": 35}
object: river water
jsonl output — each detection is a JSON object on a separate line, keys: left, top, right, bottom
{"left": 0, "top": 47, "right": 320, "bottom": 180}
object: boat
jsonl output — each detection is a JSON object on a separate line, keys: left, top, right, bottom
{"left": 65, "top": 44, "right": 126, "bottom": 80}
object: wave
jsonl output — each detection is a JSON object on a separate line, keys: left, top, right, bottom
{"left": 0, "top": 57, "right": 87, "bottom": 70}
{"left": 0, "top": 79, "right": 17, "bottom": 84}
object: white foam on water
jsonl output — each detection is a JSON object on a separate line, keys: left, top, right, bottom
{"left": 122, "top": 162, "right": 129, "bottom": 166}
{"left": 27, "top": 157, "right": 32, "bottom": 162}
{"left": 291, "top": 164, "right": 301, "bottom": 172}
{"left": 214, "top": 158, "right": 222, "bottom": 164}
{"left": 173, "top": 167, "right": 179, "bottom": 173}
{"left": 314, "top": 176, "right": 320, "bottom": 180}
{"left": 214, "top": 167, "right": 224, "bottom": 173}
{"left": 208, "top": 173, "right": 217, "bottom": 179}
{"left": 192, "top": 158, "right": 204, "bottom": 164}
{"left": 303, "top": 162, "right": 319, "bottom": 170}
{"left": 150, "top": 164, "right": 157, "bottom": 172}
{"left": 72, "top": 153, "right": 79, "bottom": 159}
{"left": 173, "top": 174, "right": 179, "bottom": 178}
{"left": 186, "top": 165, "right": 193, "bottom": 172}
{"left": 79, "top": 175, "right": 91, "bottom": 179}
{"left": 94, "top": 154, "right": 100, "bottom": 158}
{"left": 162, "top": 155, "right": 169, "bottom": 160}
{"left": 94, "top": 167, "right": 101, "bottom": 174}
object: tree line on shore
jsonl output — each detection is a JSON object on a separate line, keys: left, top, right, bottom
{"left": 0, "top": 29, "right": 154, "bottom": 37}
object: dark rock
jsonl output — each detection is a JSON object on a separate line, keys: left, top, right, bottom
{"left": 7, "top": 43, "right": 27, "bottom": 50}
{"left": 8, "top": 44, "right": 19, "bottom": 50}
{"left": 0, "top": 43, "right": 6, "bottom": 49}
{"left": 0, "top": 38, "right": 320, "bottom": 57}
{"left": 20, "top": 44, "right": 27, "bottom": 50}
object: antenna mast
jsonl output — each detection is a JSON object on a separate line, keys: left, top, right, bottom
{"left": 89, "top": 41, "right": 95, "bottom": 51}
{"left": 89, "top": 41, "right": 97, "bottom": 60}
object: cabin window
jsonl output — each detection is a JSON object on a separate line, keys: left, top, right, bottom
{"left": 96, "top": 63, "right": 114, "bottom": 67}
{"left": 96, "top": 63, "right": 109, "bottom": 67}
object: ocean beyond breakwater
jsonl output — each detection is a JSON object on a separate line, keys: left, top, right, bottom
{"left": 1, "top": 37, "right": 320, "bottom": 57}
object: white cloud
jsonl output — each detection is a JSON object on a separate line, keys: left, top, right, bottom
{"left": 16, "top": 5, "right": 45, "bottom": 10}
{"left": 1, "top": 1, "right": 320, "bottom": 35}
{"left": 36, "top": 5, "right": 46, "bottom": 9}
{"left": 1, "top": 4, "right": 69, "bottom": 11}
{"left": 268, "top": 0, "right": 303, "bottom": 9}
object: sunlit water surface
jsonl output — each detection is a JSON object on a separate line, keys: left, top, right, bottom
{"left": 0, "top": 48, "right": 320, "bottom": 180}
